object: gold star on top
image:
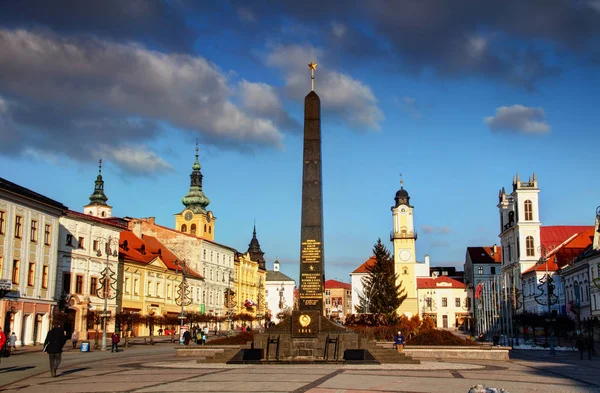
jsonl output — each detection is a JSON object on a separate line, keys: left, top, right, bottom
{"left": 308, "top": 61, "right": 318, "bottom": 71}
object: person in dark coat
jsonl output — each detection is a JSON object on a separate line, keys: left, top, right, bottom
{"left": 43, "top": 323, "right": 67, "bottom": 377}
{"left": 183, "top": 330, "right": 191, "bottom": 345}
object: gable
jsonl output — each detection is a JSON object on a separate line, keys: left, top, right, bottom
{"left": 148, "top": 257, "right": 168, "bottom": 269}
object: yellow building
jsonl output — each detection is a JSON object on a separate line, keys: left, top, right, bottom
{"left": 118, "top": 231, "right": 203, "bottom": 336}
{"left": 174, "top": 145, "right": 216, "bottom": 242}
{"left": 232, "top": 252, "right": 266, "bottom": 323}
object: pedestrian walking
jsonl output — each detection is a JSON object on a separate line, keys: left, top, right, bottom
{"left": 8, "top": 332, "right": 17, "bottom": 353}
{"left": 111, "top": 332, "right": 120, "bottom": 352}
{"left": 43, "top": 322, "right": 67, "bottom": 377}
{"left": 71, "top": 330, "right": 79, "bottom": 349}
{"left": 576, "top": 336, "right": 586, "bottom": 360}
{"left": 0, "top": 327, "right": 6, "bottom": 362}
{"left": 158, "top": 328, "right": 163, "bottom": 336}
{"left": 183, "top": 330, "right": 191, "bottom": 345}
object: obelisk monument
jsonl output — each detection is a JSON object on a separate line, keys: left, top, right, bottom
{"left": 294, "top": 62, "right": 325, "bottom": 337}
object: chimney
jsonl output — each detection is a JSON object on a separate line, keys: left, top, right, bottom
{"left": 131, "top": 220, "right": 143, "bottom": 239}
{"left": 274, "top": 260, "right": 280, "bottom": 272}
{"left": 492, "top": 244, "right": 497, "bottom": 255}
{"left": 424, "top": 254, "right": 430, "bottom": 266}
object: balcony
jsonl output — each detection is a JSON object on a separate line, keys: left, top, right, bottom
{"left": 390, "top": 230, "right": 417, "bottom": 241}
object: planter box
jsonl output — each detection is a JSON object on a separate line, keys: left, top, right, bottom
{"left": 403, "top": 345, "right": 511, "bottom": 361}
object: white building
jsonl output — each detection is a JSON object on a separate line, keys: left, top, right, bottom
{"left": 265, "top": 260, "right": 295, "bottom": 324}
{"left": 417, "top": 275, "right": 468, "bottom": 329}
{"left": 464, "top": 246, "right": 502, "bottom": 333}
{"left": 0, "top": 177, "right": 67, "bottom": 345}
{"left": 57, "top": 210, "right": 125, "bottom": 339}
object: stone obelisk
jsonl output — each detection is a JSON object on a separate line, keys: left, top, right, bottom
{"left": 294, "top": 62, "right": 325, "bottom": 337}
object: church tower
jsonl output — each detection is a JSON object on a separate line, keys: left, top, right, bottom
{"left": 391, "top": 177, "right": 418, "bottom": 317}
{"left": 84, "top": 159, "right": 112, "bottom": 218}
{"left": 175, "top": 143, "right": 216, "bottom": 241}
{"left": 247, "top": 223, "right": 266, "bottom": 270}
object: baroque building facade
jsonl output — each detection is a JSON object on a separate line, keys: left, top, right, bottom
{"left": 0, "top": 177, "right": 67, "bottom": 345}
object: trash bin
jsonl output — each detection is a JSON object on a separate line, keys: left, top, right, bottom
{"left": 80, "top": 341, "right": 90, "bottom": 352}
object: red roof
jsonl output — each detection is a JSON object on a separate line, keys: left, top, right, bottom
{"left": 540, "top": 226, "right": 593, "bottom": 254}
{"left": 352, "top": 256, "right": 376, "bottom": 273}
{"left": 417, "top": 276, "right": 465, "bottom": 289}
{"left": 466, "top": 246, "right": 502, "bottom": 264}
{"left": 523, "top": 228, "right": 594, "bottom": 274}
{"left": 324, "top": 279, "right": 351, "bottom": 290}
{"left": 119, "top": 231, "right": 203, "bottom": 279}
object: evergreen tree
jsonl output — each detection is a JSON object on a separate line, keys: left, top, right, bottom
{"left": 356, "top": 238, "right": 407, "bottom": 316}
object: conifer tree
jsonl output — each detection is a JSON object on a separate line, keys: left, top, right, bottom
{"left": 356, "top": 238, "right": 407, "bottom": 316}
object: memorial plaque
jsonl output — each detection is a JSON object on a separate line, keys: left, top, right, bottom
{"left": 298, "top": 80, "right": 325, "bottom": 313}
{"left": 291, "top": 310, "right": 321, "bottom": 338}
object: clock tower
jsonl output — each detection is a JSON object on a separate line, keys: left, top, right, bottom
{"left": 391, "top": 178, "right": 418, "bottom": 317}
{"left": 175, "top": 144, "right": 216, "bottom": 241}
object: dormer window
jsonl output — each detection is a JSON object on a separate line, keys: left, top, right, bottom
{"left": 123, "top": 240, "right": 129, "bottom": 251}
{"left": 141, "top": 245, "right": 146, "bottom": 254}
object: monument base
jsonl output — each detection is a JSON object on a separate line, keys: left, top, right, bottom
{"left": 253, "top": 312, "right": 372, "bottom": 362}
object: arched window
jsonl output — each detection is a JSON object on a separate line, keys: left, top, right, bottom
{"left": 209, "top": 226, "right": 212, "bottom": 234}
{"left": 526, "top": 236, "right": 534, "bottom": 256}
{"left": 203, "top": 250, "right": 206, "bottom": 259}
{"left": 524, "top": 200, "right": 533, "bottom": 221}
{"left": 204, "top": 224, "right": 207, "bottom": 232}
{"left": 101, "top": 211, "right": 105, "bottom": 217}
{"left": 181, "top": 224, "right": 187, "bottom": 232}
{"left": 190, "top": 224, "right": 196, "bottom": 235}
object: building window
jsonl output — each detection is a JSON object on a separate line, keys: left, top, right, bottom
{"left": 190, "top": 224, "right": 196, "bottom": 235}
{"left": 78, "top": 236, "right": 85, "bottom": 249}
{"left": 90, "top": 277, "right": 98, "bottom": 296}
{"left": 442, "top": 297, "right": 448, "bottom": 307}
{"left": 455, "top": 297, "right": 461, "bottom": 307}
{"left": 204, "top": 224, "right": 207, "bottom": 232}
{"left": 63, "top": 273, "right": 71, "bottom": 294}
{"left": 524, "top": 200, "right": 533, "bottom": 221}
{"left": 526, "top": 236, "right": 535, "bottom": 257}
{"left": 12, "top": 260, "right": 19, "bottom": 284}
{"left": 467, "top": 297, "right": 472, "bottom": 310}
{"left": 167, "top": 284, "right": 171, "bottom": 299}
{"left": 93, "top": 240, "right": 99, "bottom": 252}
{"left": 66, "top": 234, "right": 73, "bottom": 246}
{"left": 42, "top": 265, "right": 48, "bottom": 289}
{"left": 147, "top": 281, "right": 152, "bottom": 297}
{"left": 478, "top": 266, "right": 483, "bottom": 275}
{"left": 325, "top": 290, "right": 331, "bottom": 296}
{"left": 27, "top": 262, "right": 35, "bottom": 286}
{"left": 181, "top": 224, "right": 187, "bottom": 232}
{"left": 209, "top": 226, "right": 212, "bottom": 234}
{"left": 156, "top": 282, "right": 161, "bottom": 298}
{"left": 44, "top": 224, "right": 51, "bottom": 245}
{"left": 134, "top": 278, "right": 139, "bottom": 295}
{"left": 490, "top": 267, "right": 496, "bottom": 274}
{"left": 30, "top": 220, "right": 38, "bottom": 242}
{"left": 0, "top": 210, "right": 5, "bottom": 235}
{"left": 15, "top": 216, "right": 22, "bottom": 238}
{"left": 75, "top": 275, "right": 84, "bottom": 294}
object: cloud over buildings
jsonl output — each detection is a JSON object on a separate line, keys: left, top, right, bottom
{"left": 484, "top": 105, "right": 551, "bottom": 134}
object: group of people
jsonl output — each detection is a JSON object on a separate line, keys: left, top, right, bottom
{"left": 0, "top": 328, "right": 18, "bottom": 355}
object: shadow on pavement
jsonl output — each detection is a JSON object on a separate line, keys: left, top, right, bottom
{"left": 59, "top": 367, "right": 90, "bottom": 376}
{"left": 0, "top": 366, "right": 36, "bottom": 373}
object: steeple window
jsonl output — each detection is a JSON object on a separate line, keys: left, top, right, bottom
{"left": 524, "top": 200, "right": 533, "bottom": 221}
{"left": 526, "top": 236, "right": 535, "bottom": 256}
{"left": 190, "top": 224, "right": 196, "bottom": 235}
{"left": 181, "top": 224, "right": 187, "bottom": 232}
{"left": 209, "top": 226, "right": 212, "bottom": 234}
{"left": 204, "top": 224, "right": 207, "bottom": 232}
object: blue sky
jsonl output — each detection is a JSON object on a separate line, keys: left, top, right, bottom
{"left": 0, "top": 1, "right": 599, "bottom": 283}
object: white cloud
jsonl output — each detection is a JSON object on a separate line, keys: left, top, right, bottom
{"left": 331, "top": 22, "right": 347, "bottom": 38}
{"left": 100, "top": 145, "right": 174, "bottom": 174}
{"left": 238, "top": 79, "right": 299, "bottom": 131}
{"left": 0, "top": 29, "right": 286, "bottom": 174}
{"left": 422, "top": 225, "right": 452, "bottom": 235}
{"left": 267, "top": 44, "right": 384, "bottom": 130}
{"left": 484, "top": 105, "right": 551, "bottom": 133}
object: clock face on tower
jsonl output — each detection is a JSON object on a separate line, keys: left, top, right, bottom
{"left": 184, "top": 212, "right": 193, "bottom": 221}
{"left": 399, "top": 249, "right": 412, "bottom": 262}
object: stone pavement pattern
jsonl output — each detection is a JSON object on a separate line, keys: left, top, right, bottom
{"left": 2, "top": 347, "right": 600, "bottom": 392}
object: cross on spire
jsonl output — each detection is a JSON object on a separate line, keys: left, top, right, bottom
{"left": 400, "top": 173, "right": 404, "bottom": 188}
{"left": 99, "top": 159, "right": 103, "bottom": 174}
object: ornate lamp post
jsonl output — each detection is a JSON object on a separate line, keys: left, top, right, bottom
{"left": 534, "top": 245, "right": 558, "bottom": 355}
{"left": 96, "top": 236, "right": 119, "bottom": 351}
{"left": 175, "top": 259, "right": 192, "bottom": 345}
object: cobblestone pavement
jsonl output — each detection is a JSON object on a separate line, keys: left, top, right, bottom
{"left": 1, "top": 346, "right": 600, "bottom": 393}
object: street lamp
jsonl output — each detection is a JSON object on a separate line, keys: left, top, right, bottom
{"left": 175, "top": 259, "right": 192, "bottom": 345}
{"left": 534, "top": 245, "right": 558, "bottom": 355}
{"left": 96, "top": 236, "right": 119, "bottom": 351}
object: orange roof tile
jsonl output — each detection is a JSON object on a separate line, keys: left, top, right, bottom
{"left": 417, "top": 276, "right": 465, "bottom": 289}
{"left": 523, "top": 229, "right": 594, "bottom": 274}
{"left": 540, "top": 226, "right": 593, "bottom": 253}
{"left": 466, "top": 246, "right": 502, "bottom": 264}
{"left": 119, "top": 231, "right": 203, "bottom": 279}
{"left": 324, "top": 279, "right": 351, "bottom": 290}
{"left": 352, "top": 256, "right": 376, "bottom": 273}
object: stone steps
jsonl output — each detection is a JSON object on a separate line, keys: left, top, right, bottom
{"left": 367, "top": 342, "right": 421, "bottom": 364}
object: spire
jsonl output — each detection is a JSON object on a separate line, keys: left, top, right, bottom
{"left": 181, "top": 142, "right": 210, "bottom": 213}
{"left": 89, "top": 159, "right": 108, "bottom": 206}
{"left": 247, "top": 222, "right": 266, "bottom": 270}
{"left": 393, "top": 172, "right": 411, "bottom": 208}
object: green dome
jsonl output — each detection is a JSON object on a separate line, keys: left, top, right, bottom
{"left": 182, "top": 148, "right": 209, "bottom": 213}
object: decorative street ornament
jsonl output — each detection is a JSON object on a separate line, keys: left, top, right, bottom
{"left": 534, "top": 274, "right": 558, "bottom": 307}
{"left": 97, "top": 265, "right": 118, "bottom": 300}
